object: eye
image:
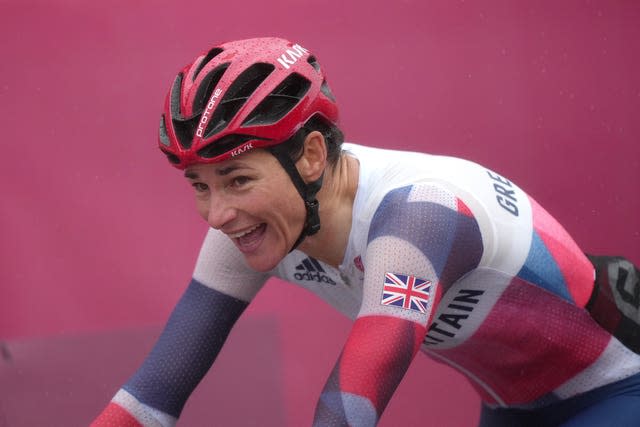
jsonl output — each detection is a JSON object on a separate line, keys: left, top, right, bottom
{"left": 192, "top": 182, "right": 209, "bottom": 192}
{"left": 231, "top": 176, "right": 250, "bottom": 187}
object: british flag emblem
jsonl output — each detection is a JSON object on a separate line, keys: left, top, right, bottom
{"left": 381, "top": 272, "right": 431, "bottom": 313}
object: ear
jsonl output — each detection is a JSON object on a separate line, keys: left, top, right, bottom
{"left": 296, "top": 131, "right": 327, "bottom": 182}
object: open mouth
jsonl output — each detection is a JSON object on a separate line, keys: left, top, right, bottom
{"left": 230, "top": 223, "right": 267, "bottom": 253}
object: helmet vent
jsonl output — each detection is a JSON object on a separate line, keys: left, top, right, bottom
{"left": 307, "top": 56, "right": 321, "bottom": 73}
{"left": 159, "top": 115, "right": 171, "bottom": 147}
{"left": 170, "top": 72, "right": 185, "bottom": 119}
{"left": 203, "top": 63, "right": 275, "bottom": 138}
{"left": 193, "top": 63, "right": 229, "bottom": 114}
{"left": 241, "top": 73, "right": 311, "bottom": 127}
{"left": 197, "top": 134, "right": 270, "bottom": 159}
{"left": 192, "top": 48, "right": 224, "bottom": 81}
{"left": 172, "top": 115, "right": 201, "bottom": 149}
{"left": 320, "top": 79, "right": 336, "bottom": 102}
{"left": 169, "top": 72, "right": 201, "bottom": 149}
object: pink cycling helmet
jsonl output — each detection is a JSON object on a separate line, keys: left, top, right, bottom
{"left": 158, "top": 37, "right": 339, "bottom": 169}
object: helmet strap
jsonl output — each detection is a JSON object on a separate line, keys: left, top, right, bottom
{"left": 268, "top": 145, "right": 323, "bottom": 252}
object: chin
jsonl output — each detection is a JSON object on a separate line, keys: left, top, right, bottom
{"left": 240, "top": 227, "right": 296, "bottom": 272}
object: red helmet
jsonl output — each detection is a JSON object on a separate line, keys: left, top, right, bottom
{"left": 158, "top": 37, "right": 339, "bottom": 169}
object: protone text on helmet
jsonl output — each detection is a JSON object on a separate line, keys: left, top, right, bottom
{"left": 196, "top": 88, "right": 223, "bottom": 138}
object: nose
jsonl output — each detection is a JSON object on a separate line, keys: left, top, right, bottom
{"left": 206, "top": 194, "right": 237, "bottom": 230}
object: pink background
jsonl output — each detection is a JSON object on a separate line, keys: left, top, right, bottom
{"left": 1, "top": 1, "right": 639, "bottom": 426}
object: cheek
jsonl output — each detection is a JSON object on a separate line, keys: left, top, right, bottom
{"left": 195, "top": 198, "right": 209, "bottom": 221}
{"left": 278, "top": 193, "right": 305, "bottom": 225}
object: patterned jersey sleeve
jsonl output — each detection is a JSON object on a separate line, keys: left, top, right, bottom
{"left": 313, "top": 183, "right": 484, "bottom": 426}
{"left": 92, "top": 228, "right": 269, "bottom": 426}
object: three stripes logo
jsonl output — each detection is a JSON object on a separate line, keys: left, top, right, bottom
{"left": 294, "top": 257, "right": 337, "bottom": 285}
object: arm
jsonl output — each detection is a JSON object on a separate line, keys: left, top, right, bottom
{"left": 313, "top": 183, "right": 483, "bottom": 426}
{"left": 92, "top": 229, "right": 268, "bottom": 426}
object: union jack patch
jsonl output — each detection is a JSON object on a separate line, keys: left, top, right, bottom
{"left": 381, "top": 272, "right": 431, "bottom": 313}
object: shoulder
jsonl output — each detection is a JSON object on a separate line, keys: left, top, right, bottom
{"left": 368, "top": 183, "right": 481, "bottom": 245}
{"left": 192, "top": 228, "right": 270, "bottom": 301}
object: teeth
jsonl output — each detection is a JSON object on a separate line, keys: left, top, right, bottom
{"left": 228, "top": 224, "right": 261, "bottom": 239}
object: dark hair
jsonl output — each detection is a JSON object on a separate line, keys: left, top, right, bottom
{"left": 277, "top": 114, "right": 344, "bottom": 166}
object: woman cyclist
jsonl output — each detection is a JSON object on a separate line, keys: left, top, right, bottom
{"left": 92, "top": 37, "right": 640, "bottom": 427}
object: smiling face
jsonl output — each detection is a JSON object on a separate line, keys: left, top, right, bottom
{"left": 185, "top": 149, "right": 306, "bottom": 272}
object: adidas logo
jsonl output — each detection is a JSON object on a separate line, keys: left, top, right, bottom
{"left": 294, "top": 257, "right": 337, "bottom": 285}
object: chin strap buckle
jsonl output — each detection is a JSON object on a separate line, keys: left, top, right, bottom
{"left": 305, "top": 199, "right": 321, "bottom": 236}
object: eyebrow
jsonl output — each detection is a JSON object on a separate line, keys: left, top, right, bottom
{"left": 217, "top": 165, "right": 240, "bottom": 176}
{"left": 184, "top": 165, "right": 241, "bottom": 180}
